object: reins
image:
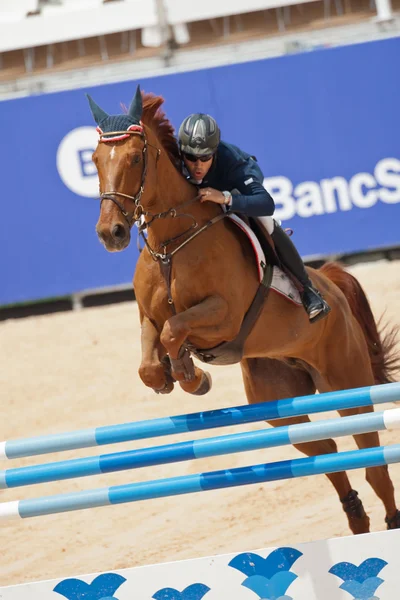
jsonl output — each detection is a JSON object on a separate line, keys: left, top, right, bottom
{"left": 98, "top": 127, "right": 227, "bottom": 267}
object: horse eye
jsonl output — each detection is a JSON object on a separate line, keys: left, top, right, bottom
{"left": 132, "top": 154, "right": 141, "bottom": 165}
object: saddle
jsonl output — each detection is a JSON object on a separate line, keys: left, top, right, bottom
{"left": 242, "top": 215, "right": 280, "bottom": 268}
{"left": 245, "top": 215, "right": 303, "bottom": 293}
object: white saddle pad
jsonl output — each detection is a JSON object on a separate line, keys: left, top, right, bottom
{"left": 227, "top": 213, "right": 302, "bottom": 306}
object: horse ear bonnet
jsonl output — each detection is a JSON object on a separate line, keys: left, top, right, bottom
{"left": 86, "top": 85, "right": 143, "bottom": 134}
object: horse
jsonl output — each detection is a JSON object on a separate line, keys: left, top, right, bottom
{"left": 87, "top": 85, "right": 400, "bottom": 535}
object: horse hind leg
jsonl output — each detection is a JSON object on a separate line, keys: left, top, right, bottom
{"left": 241, "top": 358, "right": 370, "bottom": 535}
{"left": 318, "top": 260, "right": 400, "bottom": 527}
{"left": 313, "top": 354, "right": 398, "bottom": 532}
{"left": 339, "top": 407, "right": 400, "bottom": 530}
{"left": 292, "top": 436, "right": 370, "bottom": 535}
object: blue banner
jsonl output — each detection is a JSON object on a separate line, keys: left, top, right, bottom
{"left": 0, "top": 36, "right": 399, "bottom": 305}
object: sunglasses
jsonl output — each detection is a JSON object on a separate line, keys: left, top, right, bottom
{"left": 183, "top": 152, "right": 214, "bottom": 163}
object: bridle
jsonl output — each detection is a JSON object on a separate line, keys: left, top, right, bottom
{"left": 98, "top": 126, "right": 153, "bottom": 227}
{"left": 97, "top": 125, "right": 226, "bottom": 267}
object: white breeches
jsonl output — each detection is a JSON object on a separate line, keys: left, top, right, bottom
{"left": 256, "top": 216, "right": 278, "bottom": 235}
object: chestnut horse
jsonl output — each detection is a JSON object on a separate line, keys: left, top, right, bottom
{"left": 88, "top": 86, "right": 400, "bottom": 535}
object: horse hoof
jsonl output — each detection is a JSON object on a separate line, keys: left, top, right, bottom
{"left": 386, "top": 509, "right": 400, "bottom": 529}
{"left": 154, "top": 381, "right": 174, "bottom": 394}
{"left": 191, "top": 371, "right": 212, "bottom": 396}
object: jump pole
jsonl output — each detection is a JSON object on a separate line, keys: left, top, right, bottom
{"left": 1, "top": 382, "right": 399, "bottom": 460}
{"left": 2, "top": 444, "right": 400, "bottom": 520}
{"left": 1, "top": 407, "right": 400, "bottom": 489}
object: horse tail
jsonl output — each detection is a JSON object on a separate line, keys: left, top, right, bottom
{"left": 320, "top": 261, "right": 400, "bottom": 384}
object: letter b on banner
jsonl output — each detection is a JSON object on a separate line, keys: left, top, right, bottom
{"left": 57, "top": 126, "right": 99, "bottom": 198}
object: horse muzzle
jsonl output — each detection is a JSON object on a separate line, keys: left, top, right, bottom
{"left": 96, "top": 221, "right": 131, "bottom": 252}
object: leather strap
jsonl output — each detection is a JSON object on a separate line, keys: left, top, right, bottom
{"left": 189, "top": 263, "right": 273, "bottom": 365}
{"left": 158, "top": 258, "right": 175, "bottom": 310}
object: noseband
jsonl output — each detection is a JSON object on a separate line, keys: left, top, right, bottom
{"left": 98, "top": 127, "right": 156, "bottom": 227}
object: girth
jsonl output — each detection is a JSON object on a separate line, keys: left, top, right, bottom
{"left": 158, "top": 256, "right": 273, "bottom": 366}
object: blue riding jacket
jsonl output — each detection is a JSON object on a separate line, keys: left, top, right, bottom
{"left": 185, "top": 141, "right": 275, "bottom": 217}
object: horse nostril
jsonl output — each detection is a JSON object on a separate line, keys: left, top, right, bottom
{"left": 112, "top": 224, "right": 126, "bottom": 240}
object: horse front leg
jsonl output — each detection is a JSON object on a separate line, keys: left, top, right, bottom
{"left": 138, "top": 314, "right": 175, "bottom": 394}
{"left": 160, "top": 295, "right": 228, "bottom": 395}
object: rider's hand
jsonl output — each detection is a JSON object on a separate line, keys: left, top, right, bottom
{"left": 199, "top": 188, "right": 226, "bottom": 205}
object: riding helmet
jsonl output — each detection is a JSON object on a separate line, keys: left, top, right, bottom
{"left": 178, "top": 113, "right": 220, "bottom": 157}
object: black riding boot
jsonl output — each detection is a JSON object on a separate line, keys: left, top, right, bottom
{"left": 271, "top": 224, "right": 331, "bottom": 323}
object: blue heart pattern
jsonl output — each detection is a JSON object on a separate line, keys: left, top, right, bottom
{"left": 228, "top": 547, "right": 303, "bottom": 599}
{"left": 329, "top": 558, "right": 388, "bottom": 599}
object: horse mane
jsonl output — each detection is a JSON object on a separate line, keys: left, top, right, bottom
{"left": 141, "top": 92, "right": 181, "bottom": 170}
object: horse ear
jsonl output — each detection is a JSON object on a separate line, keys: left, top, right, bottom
{"left": 128, "top": 85, "right": 143, "bottom": 122}
{"left": 86, "top": 94, "right": 109, "bottom": 125}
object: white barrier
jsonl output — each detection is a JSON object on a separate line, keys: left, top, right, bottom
{"left": 1, "top": 530, "right": 399, "bottom": 599}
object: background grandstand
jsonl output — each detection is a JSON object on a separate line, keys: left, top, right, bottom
{"left": 0, "top": 0, "right": 399, "bottom": 99}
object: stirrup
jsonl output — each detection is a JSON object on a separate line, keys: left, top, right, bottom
{"left": 302, "top": 287, "right": 331, "bottom": 324}
{"left": 308, "top": 302, "right": 331, "bottom": 323}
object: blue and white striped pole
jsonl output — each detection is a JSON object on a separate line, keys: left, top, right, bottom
{"left": 1, "top": 382, "right": 399, "bottom": 461}
{"left": 1, "top": 408, "right": 400, "bottom": 489}
{"left": 2, "top": 444, "right": 400, "bottom": 520}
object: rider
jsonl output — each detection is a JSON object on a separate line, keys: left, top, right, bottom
{"left": 178, "top": 113, "right": 331, "bottom": 323}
